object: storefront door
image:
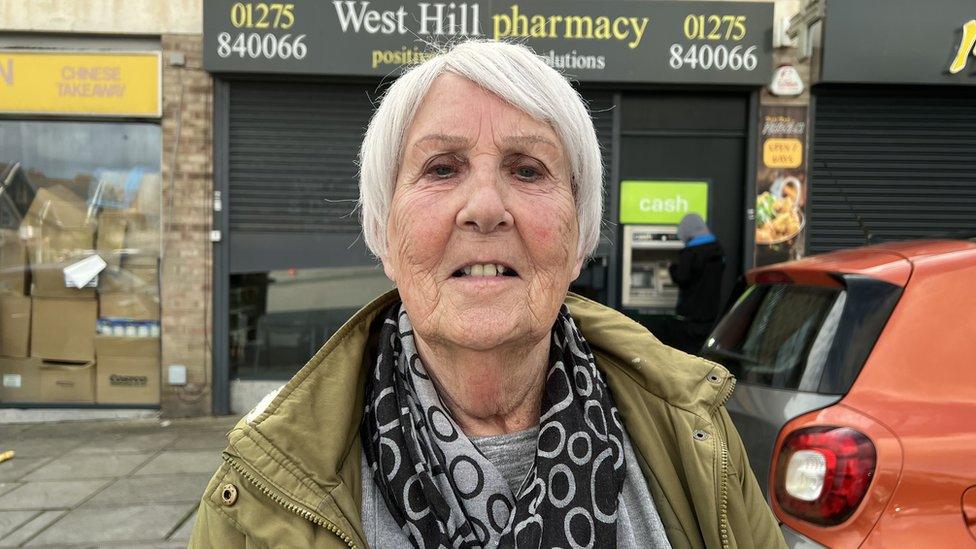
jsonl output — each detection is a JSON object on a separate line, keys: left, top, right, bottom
{"left": 214, "top": 79, "right": 389, "bottom": 413}
{"left": 617, "top": 91, "right": 750, "bottom": 324}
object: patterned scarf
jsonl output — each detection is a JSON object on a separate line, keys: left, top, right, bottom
{"left": 362, "top": 303, "right": 627, "bottom": 549}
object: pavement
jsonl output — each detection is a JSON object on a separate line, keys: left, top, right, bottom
{"left": 0, "top": 415, "right": 240, "bottom": 548}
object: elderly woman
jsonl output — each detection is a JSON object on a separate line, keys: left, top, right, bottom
{"left": 190, "top": 41, "right": 784, "bottom": 548}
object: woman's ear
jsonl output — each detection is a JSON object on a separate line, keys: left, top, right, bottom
{"left": 571, "top": 254, "right": 585, "bottom": 281}
{"left": 381, "top": 255, "right": 396, "bottom": 282}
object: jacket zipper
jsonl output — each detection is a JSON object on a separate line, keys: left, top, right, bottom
{"left": 718, "top": 437, "right": 731, "bottom": 549}
{"left": 223, "top": 455, "right": 358, "bottom": 548}
{"left": 718, "top": 376, "right": 736, "bottom": 408}
{"left": 716, "top": 375, "right": 736, "bottom": 549}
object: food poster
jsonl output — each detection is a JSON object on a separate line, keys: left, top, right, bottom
{"left": 754, "top": 105, "right": 808, "bottom": 266}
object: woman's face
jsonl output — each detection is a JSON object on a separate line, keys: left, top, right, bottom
{"left": 384, "top": 74, "right": 582, "bottom": 352}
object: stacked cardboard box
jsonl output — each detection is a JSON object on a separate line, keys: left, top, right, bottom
{"left": 95, "top": 208, "right": 161, "bottom": 405}
{"left": 0, "top": 294, "right": 31, "bottom": 357}
{"left": 0, "top": 226, "right": 36, "bottom": 402}
{"left": 0, "top": 229, "right": 28, "bottom": 295}
{"left": 0, "top": 186, "right": 161, "bottom": 406}
{"left": 0, "top": 357, "right": 43, "bottom": 402}
{"left": 23, "top": 186, "right": 98, "bottom": 365}
{"left": 23, "top": 185, "right": 95, "bottom": 265}
{"left": 95, "top": 336, "right": 159, "bottom": 405}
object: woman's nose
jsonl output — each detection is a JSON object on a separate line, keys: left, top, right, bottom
{"left": 455, "top": 174, "right": 514, "bottom": 234}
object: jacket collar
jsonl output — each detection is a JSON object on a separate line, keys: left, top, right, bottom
{"left": 223, "top": 289, "right": 732, "bottom": 546}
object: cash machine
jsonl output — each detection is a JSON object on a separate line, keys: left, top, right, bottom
{"left": 617, "top": 179, "right": 710, "bottom": 320}
{"left": 620, "top": 225, "right": 682, "bottom": 310}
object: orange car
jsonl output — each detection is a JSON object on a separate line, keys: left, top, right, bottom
{"left": 702, "top": 240, "right": 976, "bottom": 547}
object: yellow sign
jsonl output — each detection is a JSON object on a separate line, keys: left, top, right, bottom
{"left": 0, "top": 51, "right": 160, "bottom": 117}
{"left": 763, "top": 138, "right": 803, "bottom": 168}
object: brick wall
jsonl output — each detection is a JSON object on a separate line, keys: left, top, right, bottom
{"left": 160, "top": 34, "right": 213, "bottom": 417}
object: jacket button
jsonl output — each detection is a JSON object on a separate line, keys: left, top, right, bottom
{"left": 220, "top": 483, "right": 238, "bottom": 506}
{"left": 693, "top": 429, "right": 710, "bottom": 441}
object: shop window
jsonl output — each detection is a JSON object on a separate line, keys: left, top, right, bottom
{"left": 230, "top": 266, "right": 391, "bottom": 380}
{"left": 0, "top": 121, "right": 162, "bottom": 406}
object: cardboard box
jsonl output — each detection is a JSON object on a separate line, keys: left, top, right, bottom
{"left": 23, "top": 186, "right": 95, "bottom": 265}
{"left": 96, "top": 210, "right": 129, "bottom": 269}
{"left": 99, "top": 292, "right": 159, "bottom": 321}
{"left": 98, "top": 264, "right": 158, "bottom": 294}
{"left": 95, "top": 336, "right": 160, "bottom": 405}
{"left": 31, "top": 257, "right": 99, "bottom": 299}
{"left": 30, "top": 297, "right": 96, "bottom": 362}
{"left": 25, "top": 185, "right": 91, "bottom": 228}
{"left": 0, "top": 356, "right": 43, "bottom": 403}
{"left": 132, "top": 172, "right": 162, "bottom": 218}
{"left": 121, "top": 211, "right": 159, "bottom": 266}
{"left": 39, "top": 360, "right": 95, "bottom": 403}
{"left": 26, "top": 228, "right": 96, "bottom": 263}
{"left": 0, "top": 229, "right": 28, "bottom": 295}
{"left": 0, "top": 295, "right": 31, "bottom": 357}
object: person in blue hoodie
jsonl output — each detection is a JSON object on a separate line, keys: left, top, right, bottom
{"left": 666, "top": 213, "right": 726, "bottom": 354}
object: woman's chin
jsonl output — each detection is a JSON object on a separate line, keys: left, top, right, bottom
{"left": 445, "top": 312, "right": 527, "bottom": 350}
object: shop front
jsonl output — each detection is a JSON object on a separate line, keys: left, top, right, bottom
{"left": 807, "top": 0, "right": 976, "bottom": 252}
{"left": 203, "top": 0, "right": 775, "bottom": 413}
{"left": 0, "top": 49, "right": 164, "bottom": 408}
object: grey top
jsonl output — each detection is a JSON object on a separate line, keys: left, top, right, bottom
{"left": 469, "top": 427, "right": 540, "bottom": 495}
{"left": 361, "top": 426, "right": 672, "bottom": 548}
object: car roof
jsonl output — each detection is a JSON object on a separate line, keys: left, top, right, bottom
{"left": 748, "top": 240, "right": 976, "bottom": 287}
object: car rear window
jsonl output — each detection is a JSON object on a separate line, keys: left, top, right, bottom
{"left": 703, "top": 285, "right": 843, "bottom": 390}
{"left": 703, "top": 277, "right": 902, "bottom": 394}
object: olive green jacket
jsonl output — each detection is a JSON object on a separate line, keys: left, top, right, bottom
{"left": 189, "top": 291, "right": 785, "bottom": 548}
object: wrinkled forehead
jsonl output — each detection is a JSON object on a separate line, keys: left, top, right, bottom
{"left": 402, "top": 73, "right": 564, "bottom": 156}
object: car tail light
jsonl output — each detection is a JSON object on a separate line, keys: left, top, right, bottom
{"left": 774, "top": 426, "right": 876, "bottom": 526}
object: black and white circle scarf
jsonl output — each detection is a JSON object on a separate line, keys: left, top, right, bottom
{"left": 362, "top": 303, "right": 627, "bottom": 549}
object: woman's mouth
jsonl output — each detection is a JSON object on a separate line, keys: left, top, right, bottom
{"left": 451, "top": 263, "right": 520, "bottom": 278}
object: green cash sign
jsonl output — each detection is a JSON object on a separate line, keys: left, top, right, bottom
{"left": 619, "top": 180, "right": 709, "bottom": 224}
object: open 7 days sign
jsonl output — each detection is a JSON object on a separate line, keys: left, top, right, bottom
{"left": 203, "top": 0, "right": 772, "bottom": 85}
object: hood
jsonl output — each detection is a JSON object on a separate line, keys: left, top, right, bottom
{"left": 677, "top": 213, "right": 711, "bottom": 243}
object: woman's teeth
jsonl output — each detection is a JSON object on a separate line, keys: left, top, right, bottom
{"left": 463, "top": 264, "right": 507, "bottom": 276}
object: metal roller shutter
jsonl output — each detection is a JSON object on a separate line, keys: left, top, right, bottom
{"left": 810, "top": 86, "right": 976, "bottom": 253}
{"left": 228, "top": 81, "right": 375, "bottom": 234}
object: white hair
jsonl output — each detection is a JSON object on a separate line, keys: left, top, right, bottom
{"left": 358, "top": 40, "right": 604, "bottom": 260}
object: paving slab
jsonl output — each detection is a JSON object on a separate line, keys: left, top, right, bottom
{"left": 2, "top": 437, "right": 87, "bottom": 458}
{"left": 166, "top": 416, "right": 240, "bottom": 431}
{"left": 0, "top": 479, "right": 108, "bottom": 510}
{"left": 0, "top": 510, "right": 64, "bottom": 547}
{"left": 169, "top": 510, "right": 197, "bottom": 542}
{"left": 87, "top": 474, "right": 212, "bottom": 507}
{"left": 98, "top": 542, "right": 188, "bottom": 548}
{"left": 72, "top": 432, "right": 180, "bottom": 454}
{"left": 0, "top": 484, "right": 20, "bottom": 499}
{"left": 0, "top": 510, "right": 37, "bottom": 540}
{"left": 0, "top": 424, "right": 36, "bottom": 438}
{"left": 0, "top": 456, "right": 53, "bottom": 482}
{"left": 133, "top": 451, "right": 222, "bottom": 476}
{"left": 25, "top": 502, "right": 193, "bottom": 546}
{"left": 167, "top": 430, "right": 230, "bottom": 451}
{"left": 24, "top": 452, "right": 155, "bottom": 481}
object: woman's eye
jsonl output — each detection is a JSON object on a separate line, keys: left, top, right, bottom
{"left": 514, "top": 165, "right": 542, "bottom": 181}
{"left": 427, "top": 164, "right": 456, "bottom": 178}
